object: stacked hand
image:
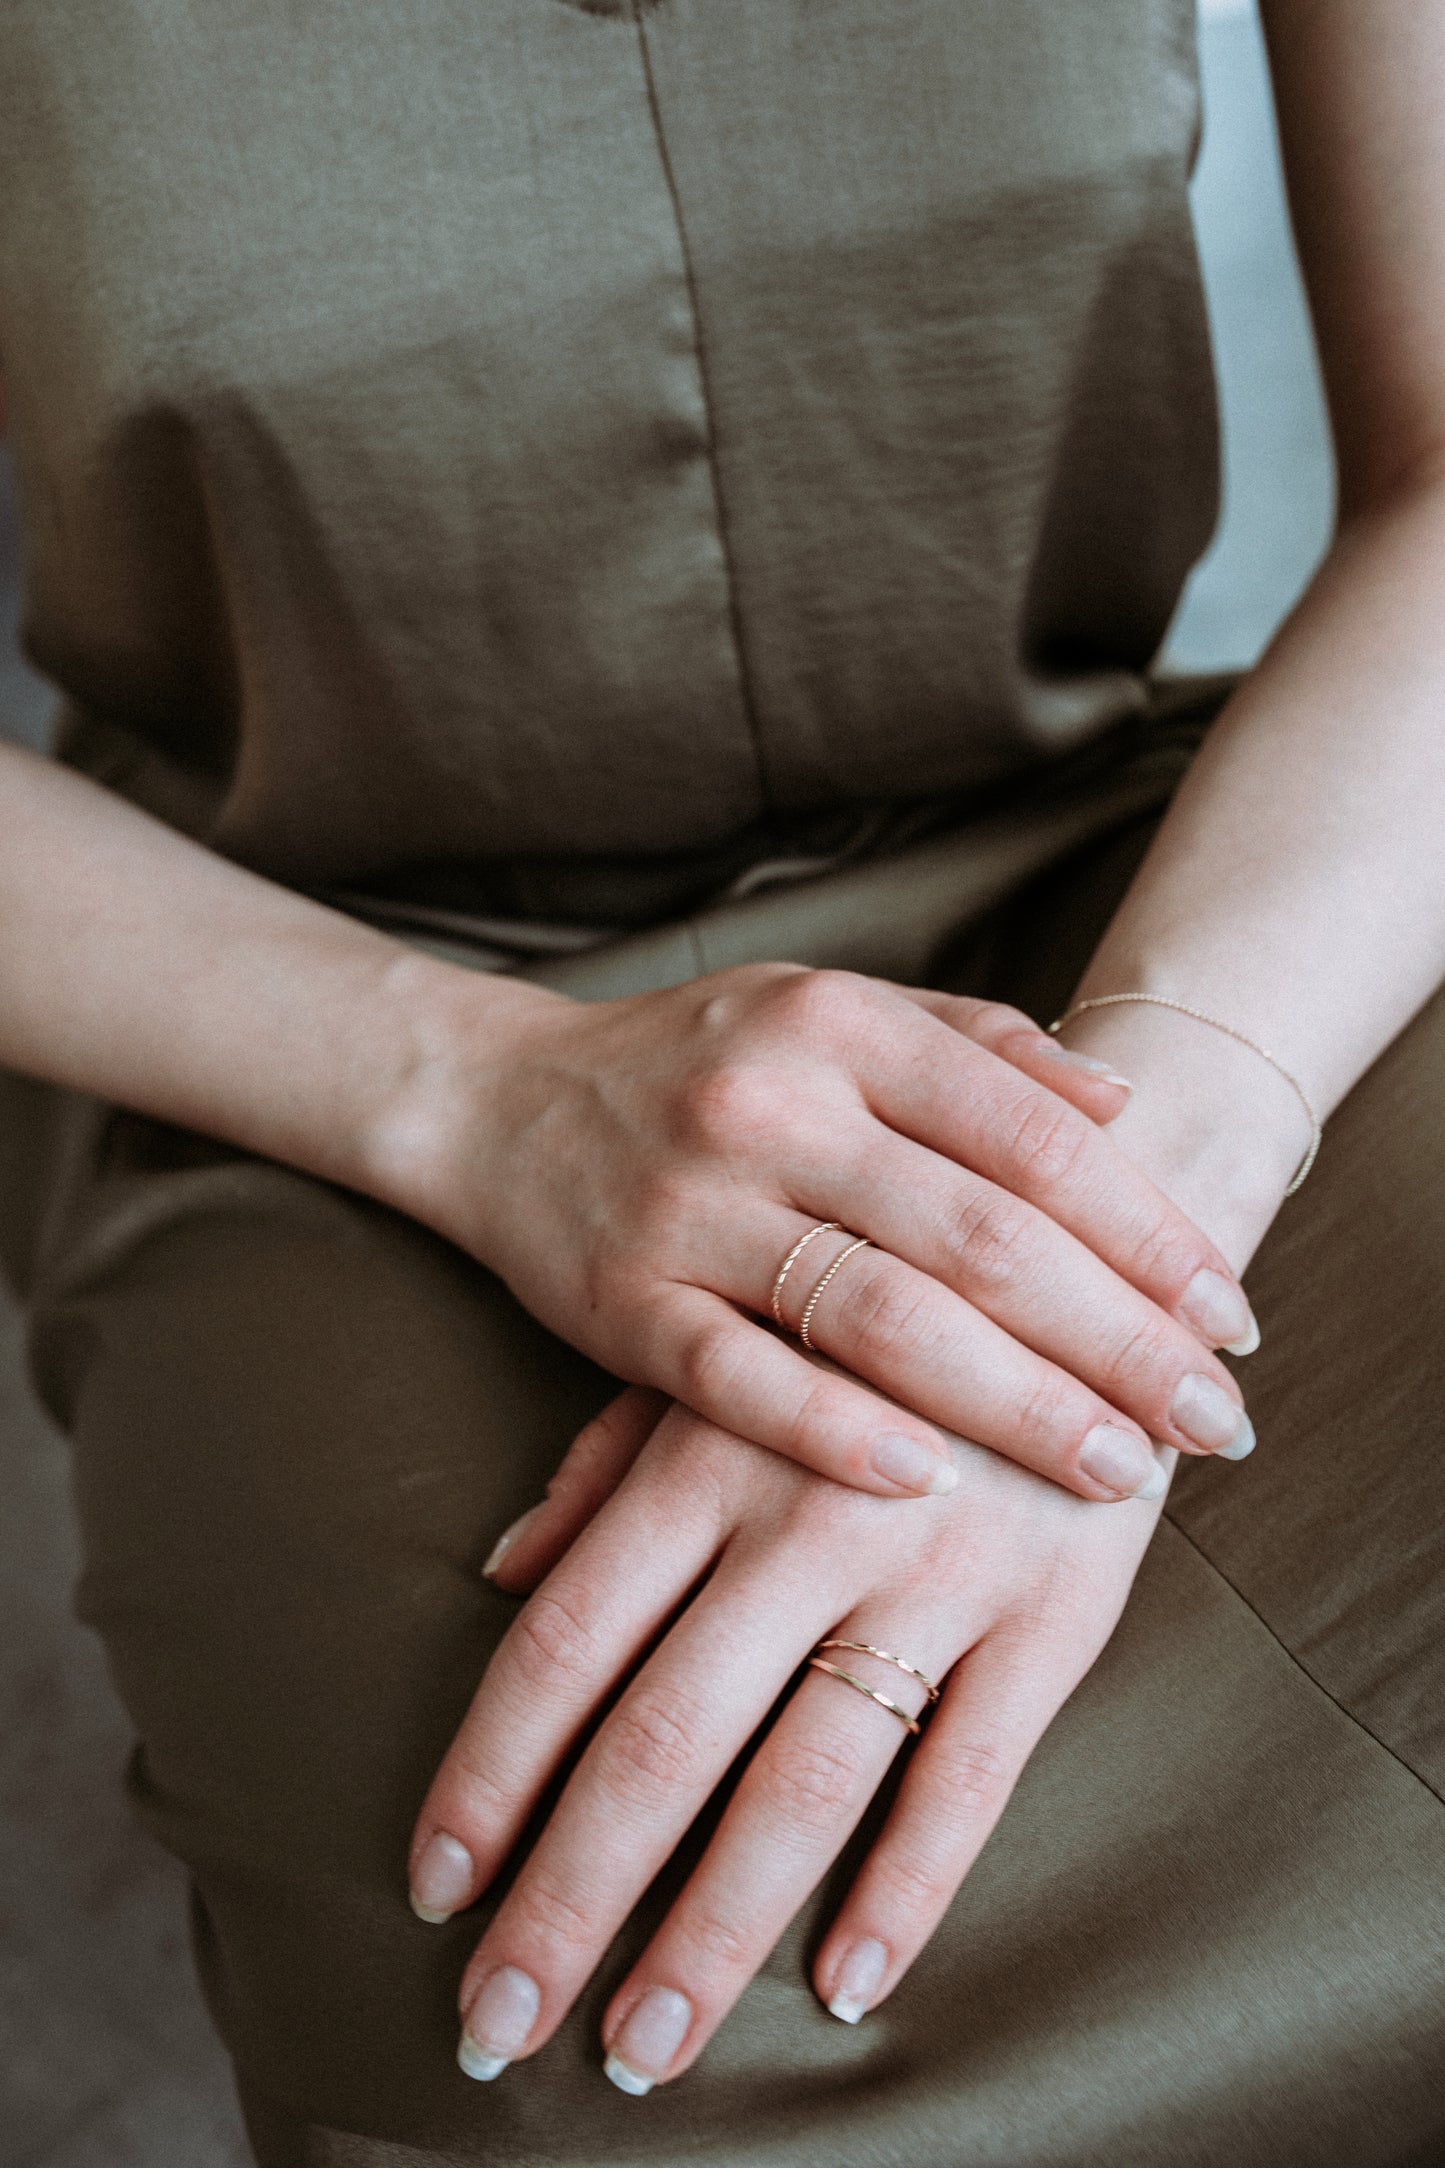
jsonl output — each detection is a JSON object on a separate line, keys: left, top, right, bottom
{"left": 404, "top": 962, "right": 1258, "bottom": 1505}
{"left": 392, "top": 962, "right": 1275, "bottom": 2090}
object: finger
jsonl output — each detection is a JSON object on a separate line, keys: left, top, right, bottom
{"left": 812, "top": 1625, "right": 1085, "bottom": 2025}
{"left": 453, "top": 1551, "right": 843, "bottom": 2081}
{"left": 595, "top": 1618, "right": 971, "bottom": 2092}
{"left": 408, "top": 1416, "right": 724, "bottom": 1925}
{"left": 895, "top": 988, "right": 1134, "bottom": 1123}
{"left": 697, "top": 1193, "right": 1242, "bottom": 1497}
{"left": 483, "top": 1385, "right": 670, "bottom": 1593}
{"left": 646, "top": 1281, "right": 964, "bottom": 1499}
{"left": 775, "top": 1135, "right": 1253, "bottom": 1469}
{"left": 842, "top": 986, "right": 1257, "bottom": 1352}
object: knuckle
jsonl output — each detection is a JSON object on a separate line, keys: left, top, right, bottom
{"left": 1093, "top": 1314, "right": 1173, "bottom": 1404}
{"left": 872, "top": 1841, "right": 955, "bottom": 1912}
{"left": 932, "top": 1733, "right": 1012, "bottom": 1816}
{"left": 440, "top": 1739, "right": 513, "bottom": 1824}
{"left": 599, "top": 1688, "right": 711, "bottom": 1806}
{"left": 676, "top": 1060, "right": 777, "bottom": 1156}
{"left": 838, "top": 1262, "right": 937, "bottom": 1366}
{"left": 684, "top": 1903, "right": 755, "bottom": 1974}
{"left": 512, "top": 1874, "right": 597, "bottom": 1955}
{"left": 1011, "top": 1372, "right": 1072, "bottom": 1457}
{"left": 946, "top": 1186, "right": 1030, "bottom": 1292}
{"left": 754, "top": 1729, "right": 870, "bottom": 1833}
{"left": 1122, "top": 1208, "right": 1200, "bottom": 1292}
{"left": 767, "top": 965, "right": 866, "bottom": 1042}
{"left": 507, "top": 1588, "right": 606, "bottom": 1690}
{"left": 1003, "top": 1092, "right": 1091, "bottom": 1189}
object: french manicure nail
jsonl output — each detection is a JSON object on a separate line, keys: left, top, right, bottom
{"left": 1171, "top": 1373, "right": 1256, "bottom": 1459}
{"left": 604, "top": 1986, "right": 692, "bottom": 2095}
{"left": 482, "top": 1504, "right": 542, "bottom": 1579}
{"left": 871, "top": 1432, "right": 958, "bottom": 1497}
{"left": 457, "top": 1965, "right": 541, "bottom": 2082}
{"left": 410, "top": 1831, "right": 475, "bottom": 1923}
{"left": 1039, "top": 1043, "right": 1133, "bottom": 1089}
{"left": 827, "top": 1937, "right": 887, "bottom": 2023}
{"left": 1078, "top": 1422, "right": 1163, "bottom": 1500}
{"left": 1178, "top": 1267, "right": 1259, "bottom": 1355}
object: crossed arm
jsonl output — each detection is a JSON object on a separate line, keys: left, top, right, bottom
{"left": 1, "top": 0, "right": 1443, "bottom": 2103}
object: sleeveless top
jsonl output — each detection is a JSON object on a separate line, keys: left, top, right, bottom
{"left": 0, "top": 0, "right": 1218, "bottom": 917}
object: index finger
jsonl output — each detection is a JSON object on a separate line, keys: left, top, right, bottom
{"left": 407, "top": 1430, "right": 724, "bottom": 1922}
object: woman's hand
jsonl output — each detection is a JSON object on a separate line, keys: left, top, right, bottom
{"left": 408, "top": 1383, "right": 1167, "bottom": 2089}
{"left": 383, "top": 963, "right": 1257, "bottom": 1504}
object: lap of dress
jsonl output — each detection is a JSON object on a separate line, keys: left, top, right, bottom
{"left": 4, "top": 707, "right": 1444, "bottom": 2168}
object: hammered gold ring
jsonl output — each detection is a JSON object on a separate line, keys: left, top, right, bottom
{"left": 769, "top": 1221, "right": 873, "bottom": 1349}
{"left": 807, "top": 1639, "right": 941, "bottom": 1736}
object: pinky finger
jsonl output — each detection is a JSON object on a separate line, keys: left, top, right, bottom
{"left": 811, "top": 1634, "right": 1072, "bottom": 2024}
{"left": 483, "top": 1385, "right": 670, "bottom": 1592}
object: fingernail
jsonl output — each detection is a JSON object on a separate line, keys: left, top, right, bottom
{"left": 457, "top": 1965, "right": 541, "bottom": 2082}
{"left": 1178, "top": 1267, "right": 1259, "bottom": 1356}
{"left": 1171, "top": 1373, "right": 1256, "bottom": 1459}
{"left": 827, "top": 1936, "right": 887, "bottom": 2024}
{"left": 604, "top": 1986, "right": 692, "bottom": 2095}
{"left": 871, "top": 1432, "right": 958, "bottom": 1497}
{"left": 410, "top": 1831, "right": 475, "bottom": 1923}
{"left": 1039, "top": 1043, "right": 1133, "bottom": 1089}
{"left": 1078, "top": 1422, "right": 1164, "bottom": 1500}
{"left": 482, "top": 1504, "right": 542, "bottom": 1579}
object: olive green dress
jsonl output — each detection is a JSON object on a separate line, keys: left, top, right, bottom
{"left": 1, "top": 3, "right": 1442, "bottom": 2163}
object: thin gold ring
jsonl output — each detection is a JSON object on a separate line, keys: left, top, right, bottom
{"left": 807, "top": 1658, "right": 925, "bottom": 1735}
{"left": 798, "top": 1237, "right": 871, "bottom": 1348}
{"left": 770, "top": 1221, "right": 843, "bottom": 1328}
{"left": 815, "top": 1639, "right": 941, "bottom": 1704}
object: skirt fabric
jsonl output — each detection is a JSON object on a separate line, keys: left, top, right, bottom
{"left": 3, "top": 689, "right": 1443, "bottom": 2167}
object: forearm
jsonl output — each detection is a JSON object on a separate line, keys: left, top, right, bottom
{"left": 0, "top": 741, "right": 551, "bottom": 1204}
{"left": 1058, "top": 472, "right": 1445, "bottom": 1264}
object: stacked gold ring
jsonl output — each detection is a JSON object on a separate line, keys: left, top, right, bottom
{"left": 770, "top": 1221, "right": 873, "bottom": 1349}
{"left": 807, "top": 1638, "right": 941, "bottom": 1736}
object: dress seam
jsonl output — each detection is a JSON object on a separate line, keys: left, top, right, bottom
{"left": 629, "top": 3, "right": 772, "bottom": 799}
{"left": 1162, "top": 1513, "right": 1445, "bottom": 1810}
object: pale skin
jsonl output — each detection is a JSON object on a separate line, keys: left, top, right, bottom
{"left": 1, "top": 0, "right": 1444, "bottom": 2104}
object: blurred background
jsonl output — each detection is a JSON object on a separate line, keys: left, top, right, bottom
{"left": 0, "top": 5, "right": 1334, "bottom": 2162}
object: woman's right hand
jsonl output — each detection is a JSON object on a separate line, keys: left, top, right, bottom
{"left": 379, "top": 960, "right": 1257, "bottom": 1503}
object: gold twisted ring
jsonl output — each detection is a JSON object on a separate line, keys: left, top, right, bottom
{"left": 807, "top": 1639, "right": 942, "bottom": 1736}
{"left": 769, "top": 1221, "right": 842, "bottom": 1327}
{"left": 770, "top": 1221, "right": 874, "bottom": 1350}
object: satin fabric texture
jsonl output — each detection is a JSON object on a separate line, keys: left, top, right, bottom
{"left": 2, "top": 702, "right": 1443, "bottom": 2166}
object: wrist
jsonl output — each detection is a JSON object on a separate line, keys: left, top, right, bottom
{"left": 1053, "top": 1003, "right": 1305, "bottom": 1270}
{"left": 354, "top": 949, "right": 576, "bottom": 1247}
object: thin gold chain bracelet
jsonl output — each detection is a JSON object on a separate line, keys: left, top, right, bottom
{"left": 1048, "top": 992, "right": 1322, "bottom": 1196}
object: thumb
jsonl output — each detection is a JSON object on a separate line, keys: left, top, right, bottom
{"left": 480, "top": 1384, "right": 669, "bottom": 1592}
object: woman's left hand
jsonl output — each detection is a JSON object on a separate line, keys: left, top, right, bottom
{"left": 407, "top": 1377, "right": 1169, "bottom": 2092}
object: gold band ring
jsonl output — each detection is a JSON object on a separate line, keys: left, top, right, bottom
{"left": 798, "top": 1237, "right": 871, "bottom": 1348}
{"left": 807, "top": 1659, "right": 925, "bottom": 1735}
{"left": 815, "top": 1639, "right": 941, "bottom": 1704}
